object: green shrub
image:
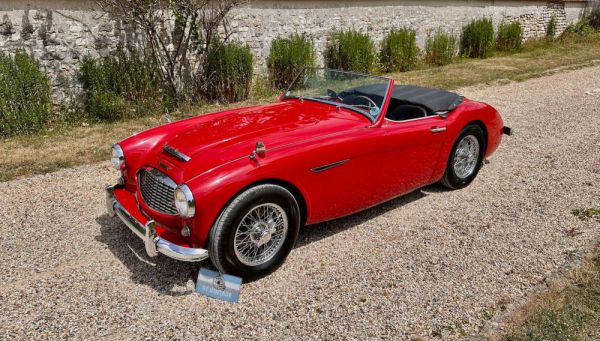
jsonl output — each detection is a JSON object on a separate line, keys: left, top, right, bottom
{"left": 379, "top": 28, "right": 420, "bottom": 73}
{"left": 324, "top": 30, "right": 376, "bottom": 73}
{"left": 251, "top": 76, "right": 280, "bottom": 100}
{"left": 460, "top": 17, "right": 495, "bottom": 58}
{"left": 562, "top": 20, "right": 596, "bottom": 37}
{"left": 496, "top": 21, "right": 523, "bottom": 52}
{"left": 425, "top": 29, "right": 458, "bottom": 66}
{"left": 204, "top": 41, "right": 253, "bottom": 103}
{"left": 78, "top": 47, "right": 172, "bottom": 122}
{"left": 0, "top": 50, "right": 52, "bottom": 137}
{"left": 267, "top": 34, "right": 315, "bottom": 89}
{"left": 547, "top": 15, "right": 557, "bottom": 38}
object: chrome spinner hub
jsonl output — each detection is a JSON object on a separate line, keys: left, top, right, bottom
{"left": 251, "top": 222, "right": 273, "bottom": 247}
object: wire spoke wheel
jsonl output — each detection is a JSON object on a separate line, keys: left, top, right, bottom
{"left": 453, "top": 135, "right": 480, "bottom": 179}
{"left": 233, "top": 203, "right": 289, "bottom": 266}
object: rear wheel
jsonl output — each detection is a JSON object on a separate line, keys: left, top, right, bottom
{"left": 440, "top": 124, "right": 485, "bottom": 189}
{"left": 208, "top": 184, "right": 301, "bottom": 278}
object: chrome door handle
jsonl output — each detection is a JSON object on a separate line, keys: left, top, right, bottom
{"left": 430, "top": 127, "right": 447, "bottom": 133}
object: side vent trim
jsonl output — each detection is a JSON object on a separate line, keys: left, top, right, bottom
{"left": 311, "top": 160, "right": 350, "bottom": 173}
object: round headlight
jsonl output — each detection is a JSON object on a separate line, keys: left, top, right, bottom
{"left": 111, "top": 144, "right": 125, "bottom": 170}
{"left": 174, "top": 184, "right": 195, "bottom": 218}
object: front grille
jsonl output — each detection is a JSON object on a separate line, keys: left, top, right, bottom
{"left": 138, "top": 168, "right": 178, "bottom": 215}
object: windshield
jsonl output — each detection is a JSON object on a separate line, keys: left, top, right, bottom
{"left": 284, "top": 68, "right": 392, "bottom": 121}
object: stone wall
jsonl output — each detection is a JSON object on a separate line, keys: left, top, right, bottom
{"left": 0, "top": 0, "right": 588, "bottom": 101}
{"left": 230, "top": 0, "right": 585, "bottom": 71}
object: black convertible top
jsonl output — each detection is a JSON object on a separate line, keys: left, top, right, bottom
{"left": 347, "top": 84, "right": 463, "bottom": 113}
{"left": 391, "top": 85, "right": 463, "bottom": 112}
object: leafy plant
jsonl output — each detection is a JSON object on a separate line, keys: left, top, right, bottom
{"left": 267, "top": 34, "right": 315, "bottom": 90}
{"left": 562, "top": 20, "right": 596, "bottom": 37}
{"left": 425, "top": 29, "right": 458, "bottom": 66}
{"left": 460, "top": 17, "right": 495, "bottom": 58}
{"left": 204, "top": 41, "right": 253, "bottom": 103}
{"left": 547, "top": 15, "right": 558, "bottom": 38}
{"left": 324, "top": 30, "right": 376, "bottom": 73}
{"left": 496, "top": 21, "right": 523, "bottom": 52}
{"left": 0, "top": 50, "right": 52, "bottom": 137}
{"left": 379, "top": 28, "right": 420, "bottom": 73}
{"left": 78, "top": 47, "right": 173, "bottom": 122}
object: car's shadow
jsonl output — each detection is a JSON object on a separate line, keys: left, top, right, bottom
{"left": 96, "top": 185, "right": 439, "bottom": 295}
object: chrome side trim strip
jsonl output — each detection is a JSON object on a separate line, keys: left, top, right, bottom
{"left": 106, "top": 186, "right": 208, "bottom": 262}
{"left": 311, "top": 159, "right": 350, "bottom": 173}
{"left": 163, "top": 145, "right": 191, "bottom": 162}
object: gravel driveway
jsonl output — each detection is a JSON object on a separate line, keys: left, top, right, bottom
{"left": 1, "top": 67, "right": 599, "bottom": 340}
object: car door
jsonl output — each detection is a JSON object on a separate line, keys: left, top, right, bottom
{"left": 380, "top": 115, "right": 447, "bottom": 198}
{"left": 299, "top": 126, "right": 389, "bottom": 224}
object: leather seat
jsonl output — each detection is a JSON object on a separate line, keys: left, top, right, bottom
{"left": 386, "top": 104, "right": 428, "bottom": 121}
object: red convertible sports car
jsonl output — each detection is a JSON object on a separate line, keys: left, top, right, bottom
{"left": 106, "top": 68, "right": 510, "bottom": 277}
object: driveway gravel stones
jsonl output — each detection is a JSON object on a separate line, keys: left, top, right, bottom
{"left": 1, "top": 67, "right": 599, "bottom": 340}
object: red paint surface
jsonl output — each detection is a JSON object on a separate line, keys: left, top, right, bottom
{"left": 116, "top": 88, "right": 505, "bottom": 248}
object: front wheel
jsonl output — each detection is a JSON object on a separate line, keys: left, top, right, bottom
{"left": 208, "top": 184, "right": 301, "bottom": 278}
{"left": 440, "top": 124, "right": 486, "bottom": 190}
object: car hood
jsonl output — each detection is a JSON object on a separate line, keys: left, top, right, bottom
{"left": 130, "top": 100, "right": 369, "bottom": 181}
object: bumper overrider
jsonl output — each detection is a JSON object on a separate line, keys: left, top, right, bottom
{"left": 105, "top": 185, "right": 209, "bottom": 262}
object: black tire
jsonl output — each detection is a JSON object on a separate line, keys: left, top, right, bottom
{"left": 440, "top": 124, "right": 486, "bottom": 190}
{"left": 208, "top": 184, "right": 301, "bottom": 278}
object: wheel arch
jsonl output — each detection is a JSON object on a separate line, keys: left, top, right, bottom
{"left": 208, "top": 178, "right": 308, "bottom": 243}
{"left": 252, "top": 178, "right": 308, "bottom": 227}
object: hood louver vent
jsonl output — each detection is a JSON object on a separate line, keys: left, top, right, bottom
{"left": 163, "top": 145, "right": 191, "bottom": 162}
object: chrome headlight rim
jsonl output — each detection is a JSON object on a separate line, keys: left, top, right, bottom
{"left": 174, "top": 184, "right": 196, "bottom": 218}
{"left": 111, "top": 144, "right": 125, "bottom": 170}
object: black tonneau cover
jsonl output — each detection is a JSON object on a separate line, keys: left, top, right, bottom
{"left": 348, "top": 84, "right": 463, "bottom": 113}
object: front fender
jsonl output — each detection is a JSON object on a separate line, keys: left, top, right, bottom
{"left": 186, "top": 155, "right": 309, "bottom": 248}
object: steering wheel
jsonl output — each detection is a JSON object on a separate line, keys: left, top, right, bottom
{"left": 353, "top": 95, "right": 379, "bottom": 110}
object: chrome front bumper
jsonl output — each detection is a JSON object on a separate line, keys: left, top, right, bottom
{"left": 106, "top": 186, "right": 209, "bottom": 262}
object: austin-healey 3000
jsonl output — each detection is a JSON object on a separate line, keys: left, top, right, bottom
{"left": 106, "top": 68, "right": 510, "bottom": 277}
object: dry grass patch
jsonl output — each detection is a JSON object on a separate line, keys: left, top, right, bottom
{"left": 501, "top": 240, "right": 600, "bottom": 340}
{"left": 2, "top": 34, "right": 600, "bottom": 182}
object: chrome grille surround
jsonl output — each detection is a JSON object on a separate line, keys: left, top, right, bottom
{"left": 138, "top": 168, "right": 178, "bottom": 215}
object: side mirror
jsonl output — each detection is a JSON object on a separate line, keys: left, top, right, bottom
{"left": 436, "top": 111, "right": 449, "bottom": 119}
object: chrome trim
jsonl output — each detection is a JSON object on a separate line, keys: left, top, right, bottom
{"left": 255, "top": 141, "right": 266, "bottom": 157}
{"left": 249, "top": 141, "right": 267, "bottom": 160}
{"left": 106, "top": 185, "right": 209, "bottom": 262}
{"left": 436, "top": 111, "right": 449, "bottom": 119}
{"left": 163, "top": 145, "right": 191, "bottom": 162}
{"left": 111, "top": 144, "right": 125, "bottom": 169}
{"left": 384, "top": 115, "right": 436, "bottom": 123}
{"left": 138, "top": 168, "right": 179, "bottom": 216}
{"left": 430, "top": 127, "right": 447, "bottom": 133}
{"left": 311, "top": 159, "right": 349, "bottom": 173}
{"left": 174, "top": 184, "right": 196, "bottom": 218}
